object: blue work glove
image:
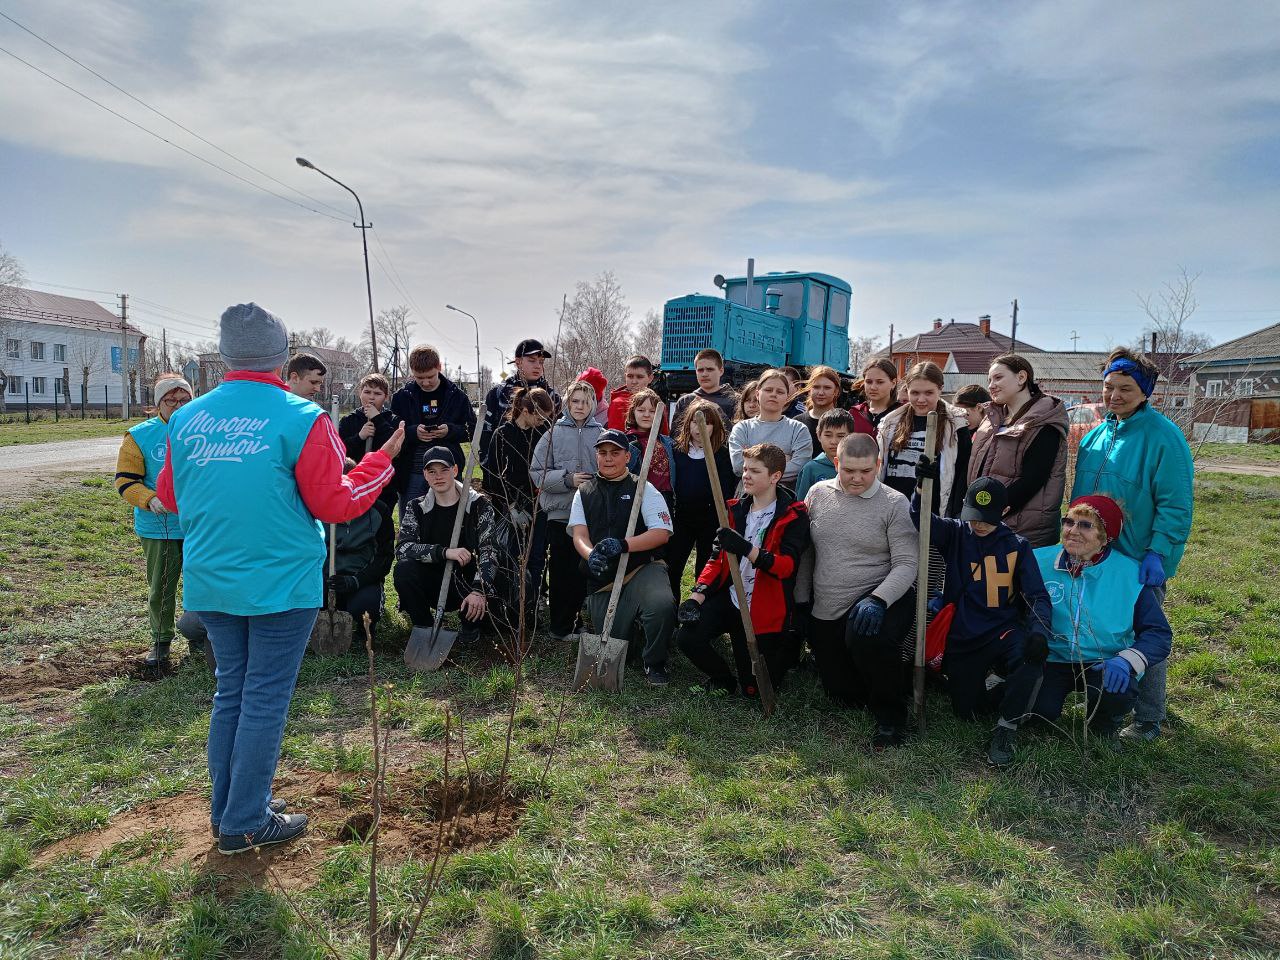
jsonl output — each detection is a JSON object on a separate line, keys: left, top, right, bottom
{"left": 1092, "top": 656, "right": 1133, "bottom": 694}
{"left": 1139, "top": 550, "right": 1166, "bottom": 587}
{"left": 595, "top": 537, "right": 627, "bottom": 560}
{"left": 927, "top": 593, "right": 945, "bottom": 617}
{"left": 716, "top": 526, "right": 753, "bottom": 557}
{"left": 847, "top": 596, "right": 887, "bottom": 637}
{"left": 587, "top": 547, "right": 611, "bottom": 578}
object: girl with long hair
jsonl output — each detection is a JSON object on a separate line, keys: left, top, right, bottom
{"left": 667, "top": 398, "right": 736, "bottom": 598}
{"left": 877, "top": 361, "right": 970, "bottom": 517}
{"left": 728, "top": 369, "right": 812, "bottom": 487}
{"left": 850, "top": 358, "right": 900, "bottom": 434}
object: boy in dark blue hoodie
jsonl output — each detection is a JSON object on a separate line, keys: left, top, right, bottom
{"left": 912, "top": 463, "right": 1053, "bottom": 720}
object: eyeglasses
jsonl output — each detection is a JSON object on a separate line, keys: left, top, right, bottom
{"left": 1061, "top": 516, "right": 1096, "bottom": 532}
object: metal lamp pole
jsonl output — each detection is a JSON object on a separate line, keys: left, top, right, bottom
{"left": 295, "top": 157, "right": 377, "bottom": 368}
{"left": 446, "top": 304, "right": 482, "bottom": 403}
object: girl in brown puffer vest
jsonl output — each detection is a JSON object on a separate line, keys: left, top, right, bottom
{"left": 968, "top": 354, "right": 1069, "bottom": 548}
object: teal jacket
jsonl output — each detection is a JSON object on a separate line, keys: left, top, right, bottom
{"left": 1069, "top": 404, "right": 1193, "bottom": 577}
{"left": 796, "top": 453, "right": 836, "bottom": 500}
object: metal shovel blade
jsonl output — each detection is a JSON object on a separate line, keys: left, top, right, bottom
{"left": 573, "top": 632, "right": 628, "bottom": 692}
{"left": 404, "top": 623, "right": 459, "bottom": 672}
{"left": 309, "top": 600, "right": 354, "bottom": 656}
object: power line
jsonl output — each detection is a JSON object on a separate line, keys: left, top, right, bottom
{"left": 0, "top": 42, "right": 347, "bottom": 222}
{"left": 0, "top": 10, "right": 353, "bottom": 221}
{"left": 367, "top": 227, "right": 469, "bottom": 351}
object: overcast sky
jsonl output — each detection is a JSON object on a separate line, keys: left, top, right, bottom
{"left": 2, "top": 0, "right": 1278, "bottom": 370}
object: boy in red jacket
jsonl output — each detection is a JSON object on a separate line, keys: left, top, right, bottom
{"left": 676, "top": 442, "right": 810, "bottom": 696}
{"left": 606, "top": 355, "right": 669, "bottom": 432}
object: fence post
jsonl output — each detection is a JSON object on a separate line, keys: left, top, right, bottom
{"left": 54, "top": 381, "right": 59, "bottom": 422}
{"left": 25, "top": 382, "right": 30, "bottom": 424}
{"left": 104, "top": 384, "right": 109, "bottom": 419}
{"left": 81, "top": 383, "right": 86, "bottom": 420}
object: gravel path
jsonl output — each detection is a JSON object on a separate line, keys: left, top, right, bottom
{"left": 0, "top": 436, "right": 121, "bottom": 497}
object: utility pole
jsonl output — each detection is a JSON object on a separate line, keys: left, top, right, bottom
{"left": 1010, "top": 299, "right": 1018, "bottom": 352}
{"left": 1070, "top": 330, "right": 1080, "bottom": 351}
{"left": 392, "top": 332, "right": 400, "bottom": 382}
{"left": 162, "top": 328, "right": 168, "bottom": 371}
{"left": 119, "top": 293, "right": 130, "bottom": 419}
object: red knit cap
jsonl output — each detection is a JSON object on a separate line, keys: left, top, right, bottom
{"left": 1068, "top": 495, "right": 1123, "bottom": 544}
{"left": 579, "top": 366, "right": 608, "bottom": 401}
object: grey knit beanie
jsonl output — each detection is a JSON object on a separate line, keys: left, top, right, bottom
{"left": 219, "top": 302, "right": 290, "bottom": 372}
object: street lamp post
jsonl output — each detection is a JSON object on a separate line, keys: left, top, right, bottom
{"left": 445, "top": 304, "right": 482, "bottom": 404}
{"left": 295, "top": 157, "right": 377, "bottom": 369}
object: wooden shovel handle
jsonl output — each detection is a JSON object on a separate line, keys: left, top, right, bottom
{"left": 694, "top": 410, "right": 777, "bottom": 716}
{"left": 430, "top": 413, "right": 487, "bottom": 627}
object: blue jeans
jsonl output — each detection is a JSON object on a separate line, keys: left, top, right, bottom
{"left": 1133, "top": 584, "right": 1168, "bottom": 724}
{"left": 200, "top": 607, "right": 318, "bottom": 836}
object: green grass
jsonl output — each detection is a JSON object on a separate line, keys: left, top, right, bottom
{"left": 1196, "top": 441, "right": 1280, "bottom": 465}
{"left": 0, "top": 417, "right": 145, "bottom": 447}
{"left": 1, "top": 473, "right": 1278, "bottom": 957}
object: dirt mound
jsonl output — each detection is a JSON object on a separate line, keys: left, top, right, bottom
{"left": 0, "top": 648, "right": 175, "bottom": 710}
{"left": 32, "top": 766, "right": 524, "bottom": 891}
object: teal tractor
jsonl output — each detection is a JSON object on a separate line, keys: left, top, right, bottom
{"left": 659, "top": 261, "right": 852, "bottom": 396}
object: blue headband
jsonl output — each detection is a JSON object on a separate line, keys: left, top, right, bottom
{"left": 1103, "top": 358, "right": 1156, "bottom": 398}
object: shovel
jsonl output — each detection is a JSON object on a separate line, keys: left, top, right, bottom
{"left": 405, "top": 411, "right": 487, "bottom": 671}
{"left": 694, "top": 409, "right": 777, "bottom": 716}
{"left": 912, "top": 410, "right": 939, "bottom": 728}
{"left": 310, "top": 524, "right": 354, "bottom": 654}
{"left": 573, "top": 412, "right": 664, "bottom": 692}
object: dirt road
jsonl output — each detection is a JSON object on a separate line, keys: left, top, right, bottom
{"left": 1198, "top": 459, "right": 1280, "bottom": 478}
{"left": 0, "top": 436, "right": 121, "bottom": 496}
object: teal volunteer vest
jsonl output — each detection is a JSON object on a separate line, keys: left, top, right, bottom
{"left": 127, "top": 416, "right": 185, "bottom": 540}
{"left": 1035, "top": 546, "right": 1145, "bottom": 673}
{"left": 167, "top": 379, "right": 325, "bottom": 616}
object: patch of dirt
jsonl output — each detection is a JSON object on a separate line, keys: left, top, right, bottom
{"left": 32, "top": 767, "right": 525, "bottom": 891}
{"left": 1198, "top": 459, "right": 1280, "bottom": 478}
{"left": 0, "top": 647, "right": 174, "bottom": 710}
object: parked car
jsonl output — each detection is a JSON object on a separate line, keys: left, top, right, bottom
{"left": 1068, "top": 402, "right": 1106, "bottom": 449}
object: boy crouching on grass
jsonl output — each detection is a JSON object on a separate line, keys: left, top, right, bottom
{"left": 677, "top": 443, "right": 811, "bottom": 697}
{"left": 910, "top": 463, "right": 1053, "bottom": 733}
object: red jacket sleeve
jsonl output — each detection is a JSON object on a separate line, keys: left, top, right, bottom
{"left": 156, "top": 439, "right": 177, "bottom": 512}
{"left": 297, "top": 416, "right": 395, "bottom": 523}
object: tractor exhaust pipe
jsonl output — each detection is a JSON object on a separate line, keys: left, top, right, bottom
{"left": 746, "top": 258, "right": 755, "bottom": 306}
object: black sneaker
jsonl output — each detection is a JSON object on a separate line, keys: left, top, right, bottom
{"left": 1119, "top": 720, "right": 1161, "bottom": 742}
{"left": 217, "top": 811, "right": 307, "bottom": 855}
{"left": 644, "top": 664, "right": 669, "bottom": 687}
{"left": 870, "top": 725, "right": 905, "bottom": 751}
{"left": 212, "top": 798, "right": 287, "bottom": 839}
{"left": 145, "top": 640, "right": 172, "bottom": 668}
{"left": 987, "top": 725, "right": 1017, "bottom": 767}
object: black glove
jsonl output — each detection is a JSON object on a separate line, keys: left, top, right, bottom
{"left": 587, "top": 546, "right": 611, "bottom": 578}
{"left": 716, "top": 526, "right": 753, "bottom": 557}
{"left": 915, "top": 454, "right": 939, "bottom": 485}
{"left": 595, "top": 537, "right": 628, "bottom": 559}
{"left": 327, "top": 574, "right": 359, "bottom": 595}
{"left": 678, "top": 598, "right": 703, "bottom": 624}
{"left": 847, "top": 595, "right": 887, "bottom": 638}
{"left": 1023, "top": 631, "right": 1050, "bottom": 666}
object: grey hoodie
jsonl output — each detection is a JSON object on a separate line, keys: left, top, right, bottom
{"left": 530, "top": 412, "right": 604, "bottom": 520}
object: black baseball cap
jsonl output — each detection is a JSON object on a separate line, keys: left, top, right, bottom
{"left": 514, "top": 338, "right": 552, "bottom": 359}
{"left": 960, "top": 476, "right": 1008, "bottom": 524}
{"left": 594, "top": 429, "right": 631, "bottom": 450}
{"left": 422, "top": 446, "right": 456, "bottom": 469}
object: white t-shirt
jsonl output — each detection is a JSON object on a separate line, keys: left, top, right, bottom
{"left": 731, "top": 500, "right": 777, "bottom": 610}
{"left": 567, "top": 479, "right": 674, "bottom": 534}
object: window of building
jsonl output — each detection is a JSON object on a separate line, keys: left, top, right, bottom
{"left": 54, "top": 376, "right": 65, "bottom": 397}
{"left": 6, "top": 375, "right": 22, "bottom": 395}
{"left": 1237, "top": 378, "right": 1255, "bottom": 397}
{"left": 54, "top": 343, "right": 67, "bottom": 362}
{"left": 1170, "top": 395, "right": 1188, "bottom": 408}
{"left": 30, "top": 341, "right": 45, "bottom": 360}
{"left": 1205, "top": 380, "right": 1223, "bottom": 398}
{"left": 4, "top": 339, "right": 18, "bottom": 360}
{"left": 32, "top": 376, "right": 46, "bottom": 394}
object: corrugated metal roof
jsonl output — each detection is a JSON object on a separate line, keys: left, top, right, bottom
{"left": 1186, "top": 321, "right": 1280, "bottom": 365}
{"left": 1, "top": 286, "right": 144, "bottom": 337}
{"left": 1029, "top": 352, "right": 1111, "bottom": 380}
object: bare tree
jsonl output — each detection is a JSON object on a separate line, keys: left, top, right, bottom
{"left": 849, "top": 334, "right": 884, "bottom": 375}
{"left": 556, "top": 271, "right": 634, "bottom": 388}
{"left": 0, "top": 241, "right": 27, "bottom": 414}
{"left": 1135, "top": 268, "right": 1213, "bottom": 356}
{"left": 360, "top": 305, "right": 414, "bottom": 376}
{"left": 297, "top": 326, "right": 337, "bottom": 349}
{"left": 632, "top": 308, "right": 663, "bottom": 365}
{"left": 68, "top": 334, "right": 105, "bottom": 411}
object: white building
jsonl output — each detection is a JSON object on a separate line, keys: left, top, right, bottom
{"left": 1, "top": 287, "right": 145, "bottom": 410}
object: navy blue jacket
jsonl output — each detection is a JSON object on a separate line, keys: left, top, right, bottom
{"left": 911, "top": 491, "right": 1053, "bottom": 649}
{"left": 390, "top": 375, "right": 476, "bottom": 493}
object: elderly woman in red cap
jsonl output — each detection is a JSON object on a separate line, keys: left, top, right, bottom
{"left": 985, "top": 494, "right": 1173, "bottom": 766}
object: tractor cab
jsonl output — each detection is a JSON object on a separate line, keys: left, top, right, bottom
{"left": 720, "top": 270, "right": 851, "bottom": 372}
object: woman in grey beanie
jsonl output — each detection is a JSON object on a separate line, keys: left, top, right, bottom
{"left": 158, "top": 302, "right": 405, "bottom": 854}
